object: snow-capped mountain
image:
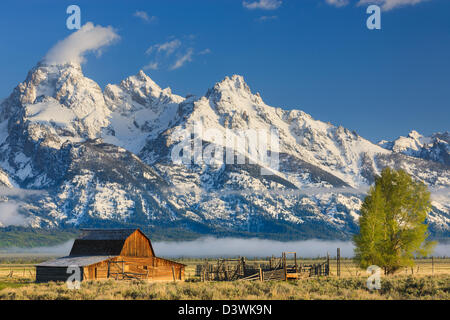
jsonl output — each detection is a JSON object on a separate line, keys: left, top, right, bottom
{"left": 379, "top": 130, "right": 450, "bottom": 166}
{"left": 0, "top": 62, "right": 448, "bottom": 239}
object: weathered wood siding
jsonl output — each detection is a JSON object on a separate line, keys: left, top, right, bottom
{"left": 83, "top": 260, "right": 111, "bottom": 280}
{"left": 120, "top": 230, "right": 155, "bottom": 257}
{"left": 82, "top": 257, "right": 185, "bottom": 281}
{"left": 121, "top": 256, "right": 185, "bottom": 281}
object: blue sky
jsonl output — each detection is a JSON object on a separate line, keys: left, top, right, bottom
{"left": 0, "top": 0, "right": 449, "bottom": 142}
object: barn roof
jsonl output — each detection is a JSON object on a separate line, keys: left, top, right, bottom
{"left": 77, "top": 229, "right": 137, "bottom": 241}
{"left": 69, "top": 239, "right": 126, "bottom": 256}
{"left": 69, "top": 228, "right": 153, "bottom": 256}
{"left": 36, "top": 256, "right": 114, "bottom": 267}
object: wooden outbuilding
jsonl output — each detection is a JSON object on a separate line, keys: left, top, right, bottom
{"left": 36, "top": 229, "right": 185, "bottom": 282}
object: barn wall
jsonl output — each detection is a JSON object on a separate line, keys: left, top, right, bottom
{"left": 83, "top": 260, "right": 112, "bottom": 281}
{"left": 36, "top": 266, "right": 84, "bottom": 283}
{"left": 120, "top": 256, "right": 185, "bottom": 281}
{"left": 120, "top": 230, "right": 154, "bottom": 257}
{"left": 81, "top": 257, "right": 185, "bottom": 281}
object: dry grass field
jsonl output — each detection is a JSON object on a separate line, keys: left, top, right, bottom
{"left": 0, "top": 275, "right": 448, "bottom": 300}
{"left": 0, "top": 256, "right": 448, "bottom": 300}
{"left": 176, "top": 258, "right": 450, "bottom": 279}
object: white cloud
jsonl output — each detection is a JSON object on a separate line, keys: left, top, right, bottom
{"left": 243, "top": 0, "right": 282, "bottom": 10}
{"left": 143, "top": 61, "right": 159, "bottom": 70}
{"left": 146, "top": 39, "right": 181, "bottom": 56}
{"left": 144, "top": 36, "right": 201, "bottom": 71}
{"left": 0, "top": 202, "right": 28, "bottom": 227}
{"left": 0, "top": 187, "right": 45, "bottom": 198}
{"left": 357, "top": 0, "right": 430, "bottom": 11}
{"left": 0, "top": 188, "right": 47, "bottom": 227}
{"left": 325, "top": 0, "right": 432, "bottom": 10}
{"left": 257, "top": 15, "right": 279, "bottom": 21}
{"left": 430, "top": 187, "right": 450, "bottom": 203}
{"left": 198, "top": 48, "right": 212, "bottom": 55}
{"left": 44, "top": 22, "right": 119, "bottom": 65}
{"left": 325, "top": 0, "right": 350, "bottom": 7}
{"left": 133, "top": 10, "right": 157, "bottom": 23}
{"left": 170, "top": 48, "right": 194, "bottom": 70}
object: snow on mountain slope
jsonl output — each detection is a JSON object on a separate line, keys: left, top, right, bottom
{"left": 22, "top": 63, "right": 109, "bottom": 140}
{"left": 103, "top": 70, "right": 185, "bottom": 153}
{"left": 0, "top": 168, "right": 13, "bottom": 188}
{"left": 144, "top": 74, "right": 390, "bottom": 188}
{"left": 0, "top": 62, "right": 111, "bottom": 189}
{"left": 0, "top": 62, "right": 109, "bottom": 154}
{"left": 0, "top": 63, "right": 448, "bottom": 239}
{"left": 379, "top": 130, "right": 450, "bottom": 166}
{"left": 137, "top": 75, "right": 449, "bottom": 237}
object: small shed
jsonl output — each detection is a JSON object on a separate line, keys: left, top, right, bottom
{"left": 36, "top": 229, "right": 185, "bottom": 282}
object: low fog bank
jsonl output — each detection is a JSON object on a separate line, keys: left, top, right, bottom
{"left": 154, "top": 238, "right": 450, "bottom": 258}
{"left": 0, "top": 240, "right": 74, "bottom": 256}
{"left": 1, "top": 238, "right": 448, "bottom": 258}
{"left": 154, "top": 238, "right": 355, "bottom": 258}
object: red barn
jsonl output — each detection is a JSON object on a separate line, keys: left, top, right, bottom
{"left": 36, "top": 229, "right": 185, "bottom": 282}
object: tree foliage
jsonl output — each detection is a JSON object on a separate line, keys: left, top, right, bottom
{"left": 354, "top": 168, "right": 436, "bottom": 274}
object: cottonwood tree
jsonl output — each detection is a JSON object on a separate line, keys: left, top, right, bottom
{"left": 354, "top": 168, "right": 435, "bottom": 274}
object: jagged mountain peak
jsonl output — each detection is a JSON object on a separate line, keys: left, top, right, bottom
{"left": 214, "top": 75, "right": 251, "bottom": 95}
{"left": 408, "top": 130, "right": 422, "bottom": 140}
{"left": 379, "top": 130, "right": 450, "bottom": 166}
{"left": 104, "top": 70, "right": 184, "bottom": 114}
{"left": 218, "top": 74, "right": 249, "bottom": 90}
{"left": 0, "top": 60, "right": 110, "bottom": 150}
{"left": 206, "top": 75, "right": 263, "bottom": 105}
{"left": 121, "top": 70, "right": 163, "bottom": 96}
{"left": 7, "top": 62, "right": 86, "bottom": 107}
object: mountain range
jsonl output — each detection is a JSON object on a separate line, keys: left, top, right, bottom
{"left": 0, "top": 62, "right": 448, "bottom": 240}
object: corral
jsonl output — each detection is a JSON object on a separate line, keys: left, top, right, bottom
{"left": 35, "top": 229, "right": 185, "bottom": 282}
{"left": 196, "top": 252, "right": 330, "bottom": 281}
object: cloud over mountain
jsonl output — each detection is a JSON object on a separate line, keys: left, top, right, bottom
{"left": 44, "top": 22, "right": 119, "bottom": 65}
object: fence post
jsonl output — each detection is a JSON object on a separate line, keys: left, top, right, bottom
{"left": 259, "top": 268, "right": 263, "bottom": 282}
{"left": 327, "top": 253, "right": 330, "bottom": 276}
{"left": 294, "top": 252, "right": 298, "bottom": 273}
{"left": 337, "top": 248, "right": 341, "bottom": 278}
{"left": 432, "top": 257, "right": 434, "bottom": 276}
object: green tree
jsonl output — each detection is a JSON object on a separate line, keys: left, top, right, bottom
{"left": 354, "top": 167, "right": 436, "bottom": 274}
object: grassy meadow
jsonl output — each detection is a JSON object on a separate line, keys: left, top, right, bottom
{"left": 0, "top": 255, "right": 448, "bottom": 300}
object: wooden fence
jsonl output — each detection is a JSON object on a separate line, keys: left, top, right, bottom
{"left": 196, "top": 252, "right": 330, "bottom": 282}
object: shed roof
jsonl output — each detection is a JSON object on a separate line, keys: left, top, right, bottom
{"left": 36, "top": 256, "right": 115, "bottom": 267}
